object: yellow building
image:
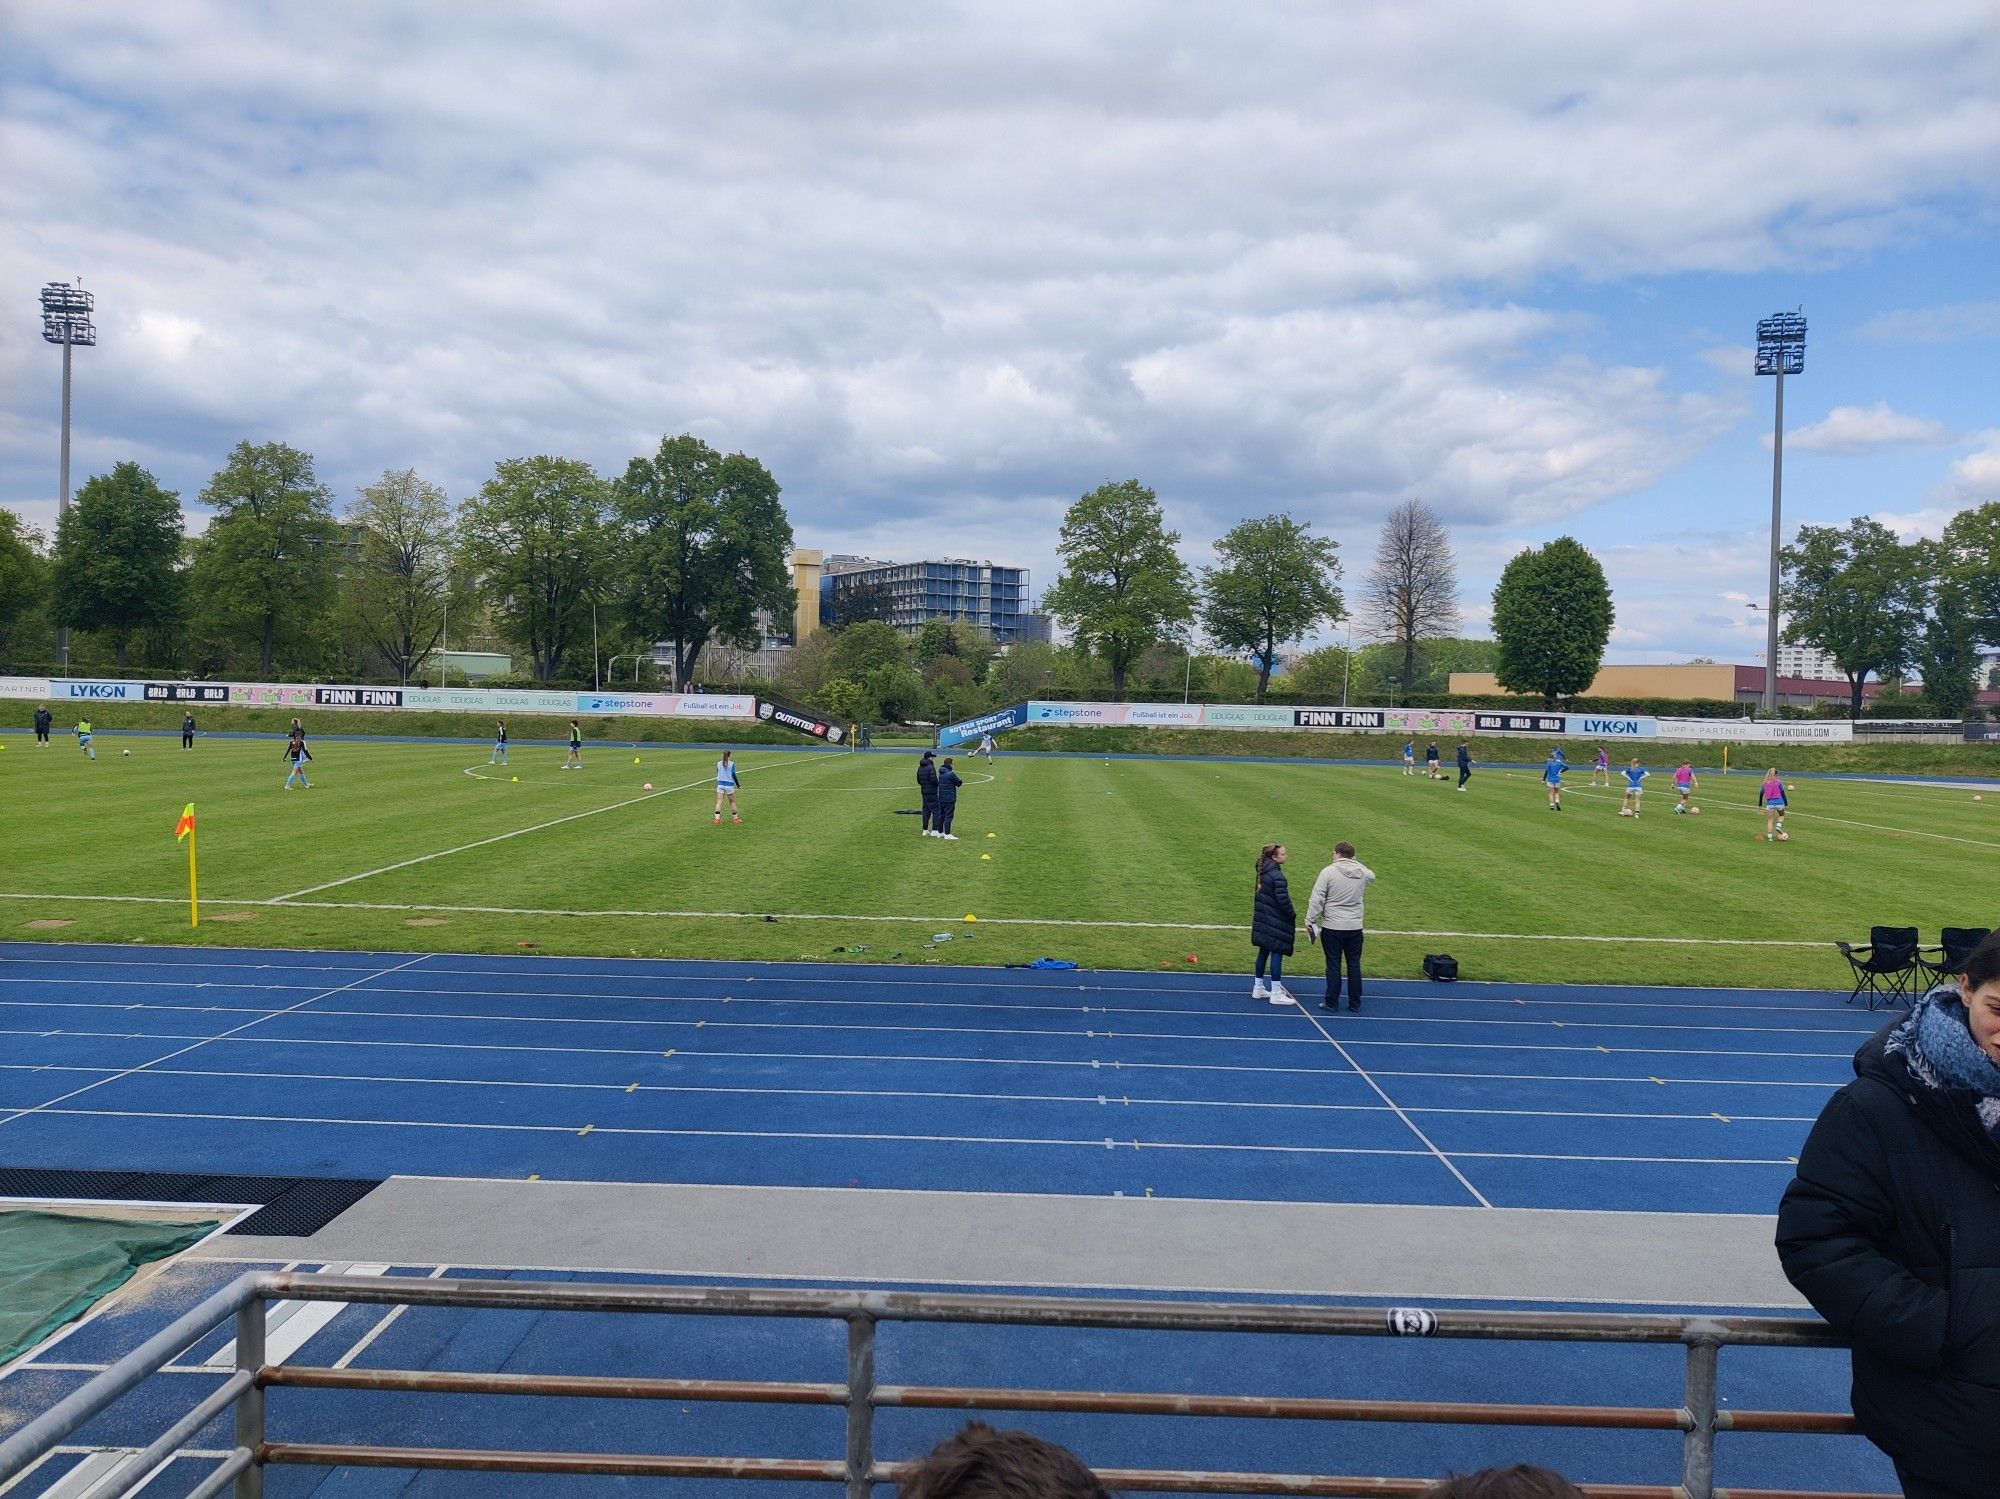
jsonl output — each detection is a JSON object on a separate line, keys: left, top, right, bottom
{"left": 789, "top": 549, "right": 823, "bottom": 644}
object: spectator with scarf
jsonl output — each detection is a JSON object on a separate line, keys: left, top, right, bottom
{"left": 1777, "top": 928, "right": 2000, "bottom": 1498}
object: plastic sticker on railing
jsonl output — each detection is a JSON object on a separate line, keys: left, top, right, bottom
{"left": 1385, "top": 1308, "right": 1438, "bottom": 1336}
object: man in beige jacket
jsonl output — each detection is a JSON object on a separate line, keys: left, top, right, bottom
{"left": 1305, "top": 841, "right": 1375, "bottom": 1013}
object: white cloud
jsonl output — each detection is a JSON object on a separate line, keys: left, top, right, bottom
{"left": 1944, "top": 431, "right": 2000, "bottom": 503}
{"left": 1780, "top": 403, "right": 1957, "bottom": 454}
{"left": 1859, "top": 301, "right": 2000, "bottom": 343}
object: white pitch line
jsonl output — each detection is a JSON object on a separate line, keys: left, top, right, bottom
{"left": 0, "top": 890, "right": 1842, "bottom": 948}
{"left": 1558, "top": 780, "right": 2000, "bottom": 850}
{"left": 267, "top": 750, "right": 845, "bottom": 902}
{"left": 0, "top": 954, "right": 431, "bottom": 1129}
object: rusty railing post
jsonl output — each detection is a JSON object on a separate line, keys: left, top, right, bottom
{"left": 233, "top": 1297, "right": 267, "bottom": 1499}
{"left": 846, "top": 1313, "right": 877, "bottom": 1499}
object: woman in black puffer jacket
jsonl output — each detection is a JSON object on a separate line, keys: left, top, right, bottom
{"left": 1776, "top": 929, "right": 2000, "bottom": 1499}
{"left": 1249, "top": 843, "right": 1297, "bottom": 1007}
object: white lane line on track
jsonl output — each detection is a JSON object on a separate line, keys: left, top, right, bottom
{"left": 0, "top": 1061, "right": 1823, "bottom": 1123}
{"left": 0, "top": 951, "right": 1861, "bottom": 1001}
{"left": 0, "top": 1019, "right": 1855, "bottom": 1070}
{"left": 26, "top": 1104, "right": 1806, "bottom": 1168}
{"left": 0, "top": 954, "right": 431, "bottom": 1130}
{"left": 0, "top": 891, "right": 1846, "bottom": 946}
{"left": 267, "top": 750, "right": 845, "bottom": 902}
{"left": 1293, "top": 1003, "right": 1493, "bottom": 1208}
{"left": 0, "top": 1000, "right": 1865, "bottom": 1059}
{"left": 0, "top": 987, "right": 1879, "bottom": 1040}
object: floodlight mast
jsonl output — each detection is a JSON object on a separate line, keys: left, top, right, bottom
{"left": 40, "top": 281, "right": 97, "bottom": 674}
{"left": 1754, "top": 310, "right": 1805, "bottom": 715}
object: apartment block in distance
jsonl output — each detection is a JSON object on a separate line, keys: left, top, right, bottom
{"left": 821, "top": 555, "right": 1042, "bottom": 643}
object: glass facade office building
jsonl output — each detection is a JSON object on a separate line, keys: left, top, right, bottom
{"left": 822, "top": 558, "right": 1037, "bottom": 643}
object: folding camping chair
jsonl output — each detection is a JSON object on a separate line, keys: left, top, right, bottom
{"left": 1916, "top": 926, "right": 1993, "bottom": 992}
{"left": 1837, "top": 926, "right": 1921, "bottom": 1011}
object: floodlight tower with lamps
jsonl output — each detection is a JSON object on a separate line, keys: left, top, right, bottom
{"left": 1754, "top": 310, "right": 1805, "bottom": 715}
{"left": 40, "top": 281, "right": 97, "bottom": 672}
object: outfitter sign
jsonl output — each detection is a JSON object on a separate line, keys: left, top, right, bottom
{"left": 756, "top": 698, "right": 845, "bottom": 743}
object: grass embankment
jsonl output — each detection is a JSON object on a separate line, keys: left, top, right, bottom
{"left": 1005, "top": 726, "right": 2000, "bottom": 778}
{"left": 4, "top": 733, "right": 1995, "bottom": 989}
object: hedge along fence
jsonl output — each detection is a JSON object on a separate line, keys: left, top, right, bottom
{"left": 3, "top": 699, "right": 806, "bottom": 747}
{"left": 1027, "top": 688, "right": 1760, "bottom": 718}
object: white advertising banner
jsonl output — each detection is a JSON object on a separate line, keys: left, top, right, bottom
{"left": 0, "top": 676, "right": 52, "bottom": 699}
{"left": 47, "top": 679, "right": 149, "bottom": 702}
{"left": 1202, "top": 704, "right": 1295, "bottom": 729}
{"left": 8, "top": 675, "right": 756, "bottom": 721}
{"left": 1655, "top": 718, "right": 1854, "bottom": 743}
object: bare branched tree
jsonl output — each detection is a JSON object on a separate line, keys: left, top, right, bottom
{"left": 1364, "top": 498, "right": 1460, "bottom": 694}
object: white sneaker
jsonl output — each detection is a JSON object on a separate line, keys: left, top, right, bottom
{"left": 942, "top": 833, "right": 959, "bottom": 840}
{"left": 1251, "top": 979, "right": 1270, "bottom": 1000}
{"left": 1269, "top": 983, "right": 1297, "bottom": 1006}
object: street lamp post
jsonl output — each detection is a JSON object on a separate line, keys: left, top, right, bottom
{"left": 1755, "top": 310, "right": 1806, "bottom": 716}
{"left": 40, "top": 282, "right": 96, "bottom": 674}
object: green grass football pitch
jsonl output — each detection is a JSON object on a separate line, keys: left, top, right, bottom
{"left": 2, "top": 731, "right": 1995, "bottom": 989}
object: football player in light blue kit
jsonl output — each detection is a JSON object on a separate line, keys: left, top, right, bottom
{"left": 1402, "top": 740, "right": 1416, "bottom": 776}
{"left": 1620, "top": 757, "right": 1648, "bottom": 818}
{"left": 713, "top": 749, "right": 741, "bottom": 825}
{"left": 1543, "top": 749, "right": 1565, "bottom": 811}
{"left": 490, "top": 719, "right": 509, "bottom": 765}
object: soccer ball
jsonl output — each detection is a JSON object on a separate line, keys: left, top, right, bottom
{"left": 121, "top": 748, "right": 131, "bottom": 757}
{"left": 1776, "top": 831, "right": 1789, "bottom": 842}
{"left": 1619, "top": 807, "right": 1633, "bottom": 817}
{"left": 1690, "top": 806, "right": 1700, "bottom": 816}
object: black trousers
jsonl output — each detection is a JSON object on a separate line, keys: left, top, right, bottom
{"left": 36, "top": 728, "right": 49, "bottom": 743}
{"left": 920, "top": 795, "right": 937, "bottom": 831}
{"left": 1323, "top": 928, "right": 1364, "bottom": 1006}
{"left": 1457, "top": 765, "right": 1471, "bottom": 787}
{"left": 936, "top": 801, "right": 956, "bottom": 835}
{"left": 182, "top": 731, "right": 194, "bottom": 748}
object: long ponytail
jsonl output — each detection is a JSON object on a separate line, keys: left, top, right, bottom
{"left": 1254, "top": 843, "right": 1281, "bottom": 892}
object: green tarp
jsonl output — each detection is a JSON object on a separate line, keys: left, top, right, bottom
{"left": 0, "top": 1210, "right": 219, "bottom": 1365}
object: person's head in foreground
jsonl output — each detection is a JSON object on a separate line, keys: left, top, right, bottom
{"left": 1425, "top": 1465, "right": 1586, "bottom": 1499}
{"left": 897, "top": 1422, "right": 1110, "bottom": 1499}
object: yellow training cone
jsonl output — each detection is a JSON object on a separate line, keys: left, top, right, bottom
{"left": 980, "top": 853, "right": 991, "bottom": 861}
{"left": 964, "top": 913, "right": 977, "bottom": 922}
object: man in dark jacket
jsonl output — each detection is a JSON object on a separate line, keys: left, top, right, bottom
{"left": 1777, "top": 952, "right": 2000, "bottom": 1498}
{"left": 34, "top": 706, "right": 52, "bottom": 744}
{"left": 916, "top": 750, "right": 940, "bottom": 836}
{"left": 934, "top": 756, "right": 964, "bottom": 839}
{"left": 1455, "top": 740, "right": 1473, "bottom": 790}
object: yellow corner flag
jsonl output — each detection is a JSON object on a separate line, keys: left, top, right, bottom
{"left": 175, "top": 803, "right": 198, "bottom": 927}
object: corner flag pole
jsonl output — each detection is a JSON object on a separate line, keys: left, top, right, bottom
{"left": 175, "top": 803, "right": 198, "bottom": 927}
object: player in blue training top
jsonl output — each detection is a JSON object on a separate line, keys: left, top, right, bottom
{"left": 1543, "top": 748, "right": 1565, "bottom": 811}
{"left": 1402, "top": 740, "right": 1415, "bottom": 776}
{"left": 713, "top": 749, "right": 741, "bottom": 825}
{"left": 1620, "top": 757, "right": 1648, "bottom": 819}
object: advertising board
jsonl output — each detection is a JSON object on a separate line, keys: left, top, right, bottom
{"left": 144, "top": 683, "right": 232, "bottom": 703}
{"left": 938, "top": 704, "right": 1029, "bottom": 747}
{"left": 1654, "top": 718, "right": 1855, "bottom": 743}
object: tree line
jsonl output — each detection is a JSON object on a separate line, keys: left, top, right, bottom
{"left": 0, "top": 435, "right": 796, "bottom": 689}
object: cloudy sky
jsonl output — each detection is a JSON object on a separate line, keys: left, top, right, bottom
{"left": 5, "top": 2, "right": 1998, "bottom": 661}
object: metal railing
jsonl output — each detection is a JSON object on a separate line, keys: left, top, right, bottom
{"left": 0, "top": 1272, "right": 1889, "bottom": 1499}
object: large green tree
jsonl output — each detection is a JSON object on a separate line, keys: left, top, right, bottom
{"left": 1200, "top": 514, "right": 1343, "bottom": 702}
{"left": 50, "top": 462, "right": 185, "bottom": 667}
{"left": 615, "top": 435, "right": 795, "bottom": 689}
{"left": 1363, "top": 498, "right": 1461, "bottom": 694}
{"left": 1043, "top": 479, "right": 1195, "bottom": 696}
{"left": 1937, "top": 501, "right": 2000, "bottom": 648}
{"left": 1780, "top": 517, "right": 1927, "bottom": 719}
{"left": 342, "top": 469, "right": 456, "bottom": 684}
{"left": 0, "top": 509, "right": 49, "bottom": 662}
{"left": 1490, "top": 537, "right": 1614, "bottom": 705}
{"left": 190, "top": 442, "right": 340, "bottom": 677}
{"left": 458, "top": 456, "right": 611, "bottom": 683}
{"left": 1917, "top": 576, "right": 1981, "bottom": 721}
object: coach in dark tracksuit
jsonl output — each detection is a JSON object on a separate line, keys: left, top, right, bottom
{"left": 1455, "top": 741, "right": 1472, "bottom": 790}
{"left": 934, "top": 757, "right": 964, "bottom": 838}
{"left": 1777, "top": 933, "right": 2000, "bottom": 1497}
{"left": 917, "top": 750, "right": 940, "bottom": 835}
{"left": 34, "top": 706, "right": 52, "bottom": 744}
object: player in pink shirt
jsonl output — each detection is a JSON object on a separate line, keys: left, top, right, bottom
{"left": 1672, "top": 758, "right": 1698, "bottom": 815}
